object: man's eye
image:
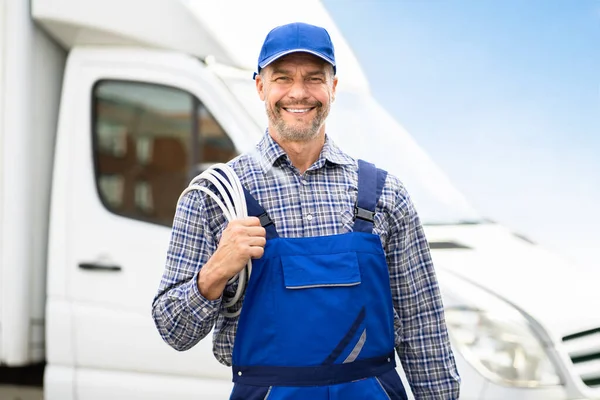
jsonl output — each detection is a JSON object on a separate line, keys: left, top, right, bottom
{"left": 275, "top": 77, "right": 291, "bottom": 82}
{"left": 308, "top": 77, "right": 324, "bottom": 83}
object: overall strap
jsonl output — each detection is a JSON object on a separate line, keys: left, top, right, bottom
{"left": 353, "top": 160, "right": 388, "bottom": 233}
{"left": 214, "top": 169, "right": 279, "bottom": 239}
{"left": 242, "top": 186, "right": 279, "bottom": 240}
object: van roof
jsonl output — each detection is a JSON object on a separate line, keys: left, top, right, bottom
{"left": 32, "top": 0, "right": 370, "bottom": 91}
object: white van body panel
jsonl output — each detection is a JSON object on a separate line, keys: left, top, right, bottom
{"left": 75, "top": 369, "right": 233, "bottom": 400}
{"left": 0, "top": 0, "right": 36, "bottom": 365}
{"left": 32, "top": 0, "right": 231, "bottom": 68}
{"left": 0, "top": 0, "right": 65, "bottom": 365}
{"left": 43, "top": 364, "right": 75, "bottom": 400}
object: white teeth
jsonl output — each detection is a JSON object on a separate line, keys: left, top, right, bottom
{"left": 285, "top": 108, "right": 310, "bottom": 113}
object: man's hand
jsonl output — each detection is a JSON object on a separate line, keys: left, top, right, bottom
{"left": 198, "top": 217, "right": 266, "bottom": 300}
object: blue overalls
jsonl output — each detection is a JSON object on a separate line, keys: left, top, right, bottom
{"left": 229, "top": 160, "right": 408, "bottom": 400}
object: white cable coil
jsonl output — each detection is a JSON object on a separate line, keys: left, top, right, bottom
{"left": 177, "top": 163, "right": 250, "bottom": 318}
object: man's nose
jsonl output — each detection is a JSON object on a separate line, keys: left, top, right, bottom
{"left": 287, "top": 79, "right": 310, "bottom": 100}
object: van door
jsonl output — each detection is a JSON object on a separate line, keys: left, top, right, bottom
{"left": 53, "top": 47, "right": 258, "bottom": 400}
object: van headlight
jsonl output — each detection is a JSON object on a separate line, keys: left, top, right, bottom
{"left": 445, "top": 307, "right": 561, "bottom": 387}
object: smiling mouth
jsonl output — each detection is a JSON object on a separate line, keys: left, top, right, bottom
{"left": 282, "top": 107, "right": 316, "bottom": 114}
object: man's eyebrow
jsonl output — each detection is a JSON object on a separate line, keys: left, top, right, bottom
{"left": 270, "top": 68, "right": 327, "bottom": 76}
{"left": 304, "top": 70, "right": 326, "bottom": 77}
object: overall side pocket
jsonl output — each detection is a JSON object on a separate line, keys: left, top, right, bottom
{"left": 375, "top": 369, "right": 409, "bottom": 400}
{"left": 229, "top": 383, "right": 271, "bottom": 400}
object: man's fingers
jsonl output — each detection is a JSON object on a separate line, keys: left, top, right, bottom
{"left": 245, "top": 226, "right": 266, "bottom": 238}
{"left": 226, "top": 222, "right": 265, "bottom": 237}
{"left": 247, "top": 236, "right": 267, "bottom": 247}
{"left": 249, "top": 246, "right": 265, "bottom": 259}
{"left": 235, "top": 216, "right": 262, "bottom": 227}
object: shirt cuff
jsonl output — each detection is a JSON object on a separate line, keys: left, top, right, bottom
{"left": 185, "top": 271, "right": 222, "bottom": 319}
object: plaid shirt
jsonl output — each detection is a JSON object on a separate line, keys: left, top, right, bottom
{"left": 152, "top": 133, "right": 460, "bottom": 399}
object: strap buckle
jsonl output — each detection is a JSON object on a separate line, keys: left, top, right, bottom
{"left": 354, "top": 205, "right": 374, "bottom": 223}
{"left": 258, "top": 212, "right": 274, "bottom": 227}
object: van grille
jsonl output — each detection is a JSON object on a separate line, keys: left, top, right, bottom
{"left": 562, "top": 328, "right": 600, "bottom": 388}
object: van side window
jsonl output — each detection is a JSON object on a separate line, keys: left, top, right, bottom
{"left": 92, "top": 80, "right": 237, "bottom": 226}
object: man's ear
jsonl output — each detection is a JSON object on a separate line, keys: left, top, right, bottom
{"left": 256, "top": 72, "right": 266, "bottom": 101}
{"left": 331, "top": 76, "right": 339, "bottom": 102}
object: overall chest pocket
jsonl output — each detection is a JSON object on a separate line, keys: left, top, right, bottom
{"left": 275, "top": 252, "right": 366, "bottom": 365}
{"left": 281, "top": 252, "right": 361, "bottom": 289}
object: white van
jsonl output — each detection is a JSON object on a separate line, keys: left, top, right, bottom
{"left": 0, "top": 0, "right": 598, "bottom": 399}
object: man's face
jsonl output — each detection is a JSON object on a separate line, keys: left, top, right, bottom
{"left": 256, "top": 53, "right": 338, "bottom": 142}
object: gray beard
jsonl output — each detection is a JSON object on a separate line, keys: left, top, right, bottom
{"left": 267, "top": 100, "right": 330, "bottom": 142}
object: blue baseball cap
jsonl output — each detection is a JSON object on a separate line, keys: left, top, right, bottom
{"left": 254, "top": 22, "right": 336, "bottom": 79}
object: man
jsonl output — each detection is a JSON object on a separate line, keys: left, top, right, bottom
{"left": 152, "top": 22, "right": 460, "bottom": 399}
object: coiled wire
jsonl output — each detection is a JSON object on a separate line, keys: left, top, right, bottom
{"left": 177, "top": 163, "right": 250, "bottom": 318}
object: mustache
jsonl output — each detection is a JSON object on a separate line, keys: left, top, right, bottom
{"left": 275, "top": 100, "right": 322, "bottom": 109}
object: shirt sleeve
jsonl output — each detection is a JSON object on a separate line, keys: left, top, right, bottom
{"left": 151, "top": 190, "right": 222, "bottom": 351}
{"left": 385, "top": 183, "right": 461, "bottom": 399}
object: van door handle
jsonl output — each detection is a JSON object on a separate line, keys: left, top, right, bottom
{"left": 78, "top": 262, "right": 122, "bottom": 272}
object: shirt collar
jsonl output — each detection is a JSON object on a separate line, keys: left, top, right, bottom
{"left": 255, "top": 131, "right": 354, "bottom": 173}
{"left": 321, "top": 135, "right": 355, "bottom": 167}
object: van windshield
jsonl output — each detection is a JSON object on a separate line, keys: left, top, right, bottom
{"left": 220, "top": 74, "right": 485, "bottom": 226}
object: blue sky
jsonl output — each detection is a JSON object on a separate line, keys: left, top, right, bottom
{"left": 323, "top": 0, "right": 600, "bottom": 268}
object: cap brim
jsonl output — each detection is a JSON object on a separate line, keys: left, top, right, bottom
{"left": 259, "top": 48, "right": 336, "bottom": 69}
